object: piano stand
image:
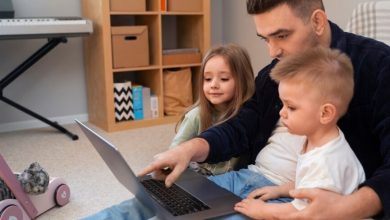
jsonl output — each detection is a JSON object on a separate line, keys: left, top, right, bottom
{"left": 0, "top": 37, "right": 79, "bottom": 140}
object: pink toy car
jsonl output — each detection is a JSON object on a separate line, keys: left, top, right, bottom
{"left": 0, "top": 154, "right": 70, "bottom": 220}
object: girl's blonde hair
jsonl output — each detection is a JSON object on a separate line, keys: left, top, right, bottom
{"left": 176, "top": 43, "right": 255, "bottom": 132}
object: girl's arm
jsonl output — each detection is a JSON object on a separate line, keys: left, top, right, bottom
{"left": 170, "top": 108, "right": 200, "bottom": 148}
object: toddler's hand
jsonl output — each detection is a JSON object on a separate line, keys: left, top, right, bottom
{"left": 248, "top": 185, "right": 281, "bottom": 201}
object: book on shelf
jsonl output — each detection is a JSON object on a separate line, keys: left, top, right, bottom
{"left": 132, "top": 85, "right": 144, "bottom": 120}
{"left": 150, "top": 94, "right": 159, "bottom": 118}
{"left": 142, "top": 86, "right": 152, "bottom": 119}
{"left": 114, "top": 81, "right": 157, "bottom": 122}
{"left": 160, "top": 0, "right": 167, "bottom": 11}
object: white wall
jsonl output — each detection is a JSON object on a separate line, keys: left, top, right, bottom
{"left": 211, "top": 0, "right": 223, "bottom": 45}
{"left": 0, "top": 0, "right": 385, "bottom": 132}
{"left": 0, "top": 0, "right": 87, "bottom": 132}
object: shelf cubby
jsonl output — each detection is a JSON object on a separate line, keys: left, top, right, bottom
{"left": 82, "top": 0, "right": 210, "bottom": 132}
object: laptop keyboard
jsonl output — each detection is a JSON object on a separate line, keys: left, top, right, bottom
{"left": 141, "top": 179, "right": 210, "bottom": 216}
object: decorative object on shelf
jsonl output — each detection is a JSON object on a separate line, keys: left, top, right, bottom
{"left": 163, "top": 68, "right": 193, "bottom": 116}
{"left": 114, "top": 82, "right": 134, "bottom": 122}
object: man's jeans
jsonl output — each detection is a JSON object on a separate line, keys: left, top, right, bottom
{"left": 81, "top": 169, "right": 291, "bottom": 220}
{"left": 81, "top": 198, "right": 158, "bottom": 220}
{"left": 208, "top": 168, "right": 292, "bottom": 203}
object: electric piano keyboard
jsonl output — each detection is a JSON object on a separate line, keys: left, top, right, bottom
{"left": 0, "top": 17, "right": 93, "bottom": 39}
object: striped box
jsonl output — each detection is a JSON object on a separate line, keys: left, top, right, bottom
{"left": 114, "top": 82, "right": 135, "bottom": 122}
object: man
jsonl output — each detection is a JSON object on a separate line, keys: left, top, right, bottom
{"left": 141, "top": 0, "right": 390, "bottom": 219}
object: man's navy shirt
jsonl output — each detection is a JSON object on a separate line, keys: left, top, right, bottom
{"left": 200, "top": 21, "right": 390, "bottom": 217}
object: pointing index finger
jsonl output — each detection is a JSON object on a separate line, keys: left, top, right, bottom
{"left": 137, "top": 162, "right": 160, "bottom": 177}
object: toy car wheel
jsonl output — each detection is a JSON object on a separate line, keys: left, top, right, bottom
{"left": 0, "top": 205, "right": 23, "bottom": 220}
{"left": 55, "top": 184, "right": 70, "bottom": 206}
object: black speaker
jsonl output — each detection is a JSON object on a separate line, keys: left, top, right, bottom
{"left": 0, "top": 0, "right": 14, "bottom": 18}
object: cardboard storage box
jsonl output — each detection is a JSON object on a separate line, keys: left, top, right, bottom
{"left": 110, "top": 0, "right": 146, "bottom": 12}
{"left": 163, "top": 48, "right": 201, "bottom": 65}
{"left": 111, "top": 26, "right": 149, "bottom": 68}
{"left": 167, "top": 0, "right": 202, "bottom": 12}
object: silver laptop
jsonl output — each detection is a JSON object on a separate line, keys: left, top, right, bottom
{"left": 76, "top": 120, "right": 242, "bottom": 220}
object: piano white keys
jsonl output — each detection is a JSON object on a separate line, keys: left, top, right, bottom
{"left": 0, "top": 18, "right": 88, "bottom": 26}
{"left": 0, "top": 17, "right": 93, "bottom": 39}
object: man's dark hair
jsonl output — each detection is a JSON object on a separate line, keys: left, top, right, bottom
{"left": 246, "top": 0, "right": 325, "bottom": 20}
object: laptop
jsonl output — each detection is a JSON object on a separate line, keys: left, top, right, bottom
{"left": 76, "top": 120, "right": 242, "bottom": 220}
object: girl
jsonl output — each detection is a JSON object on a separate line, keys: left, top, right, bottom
{"left": 170, "top": 43, "right": 255, "bottom": 175}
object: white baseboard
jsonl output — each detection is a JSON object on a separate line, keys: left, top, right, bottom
{"left": 0, "top": 114, "right": 88, "bottom": 133}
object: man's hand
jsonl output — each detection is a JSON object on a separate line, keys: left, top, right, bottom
{"left": 277, "top": 186, "right": 382, "bottom": 220}
{"left": 138, "top": 138, "right": 210, "bottom": 187}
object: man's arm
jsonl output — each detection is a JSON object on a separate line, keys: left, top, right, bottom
{"left": 282, "top": 186, "right": 382, "bottom": 220}
{"left": 364, "top": 55, "right": 390, "bottom": 215}
{"left": 139, "top": 61, "right": 279, "bottom": 186}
